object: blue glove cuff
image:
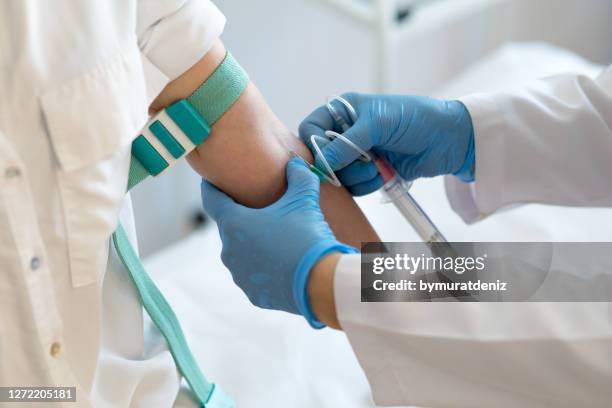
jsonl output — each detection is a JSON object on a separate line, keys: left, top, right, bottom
{"left": 293, "top": 241, "right": 358, "bottom": 329}
{"left": 453, "top": 126, "right": 475, "bottom": 183}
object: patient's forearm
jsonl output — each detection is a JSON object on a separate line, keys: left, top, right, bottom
{"left": 151, "top": 41, "right": 379, "bottom": 246}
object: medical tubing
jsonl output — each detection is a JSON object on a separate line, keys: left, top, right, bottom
{"left": 310, "top": 134, "right": 342, "bottom": 187}
{"left": 311, "top": 127, "right": 449, "bottom": 243}
{"left": 313, "top": 96, "right": 450, "bottom": 245}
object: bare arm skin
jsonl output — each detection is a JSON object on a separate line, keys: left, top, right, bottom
{"left": 308, "top": 253, "right": 342, "bottom": 329}
{"left": 151, "top": 40, "right": 379, "bottom": 247}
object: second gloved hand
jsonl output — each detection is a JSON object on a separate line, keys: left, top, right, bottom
{"left": 299, "top": 93, "right": 475, "bottom": 196}
{"left": 201, "top": 157, "right": 356, "bottom": 328}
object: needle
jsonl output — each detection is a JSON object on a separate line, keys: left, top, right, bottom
{"left": 289, "top": 150, "right": 334, "bottom": 184}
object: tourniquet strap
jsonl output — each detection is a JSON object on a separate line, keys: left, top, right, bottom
{"left": 112, "top": 51, "right": 248, "bottom": 407}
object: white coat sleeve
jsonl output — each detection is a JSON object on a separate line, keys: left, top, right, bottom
{"left": 334, "top": 254, "right": 612, "bottom": 407}
{"left": 446, "top": 66, "right": 612, "bottom": 223}
{"left": 136, "top": 0, "right": 226, "bottom": 103}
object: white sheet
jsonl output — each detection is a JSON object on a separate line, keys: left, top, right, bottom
{"left": 144, "top": 42, "right": 608, "bottom": 408}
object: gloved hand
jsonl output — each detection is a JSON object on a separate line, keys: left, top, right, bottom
{"left": 201, "top": 157, "right": 357, "bottom": 328}
{"left": 298, "top": 93, "right": 475, "bottom": 196}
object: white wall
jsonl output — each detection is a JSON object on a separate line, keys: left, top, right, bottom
{"left": 390, "top": 0, "right": 612, "bottom": 95}
{"left": 132, "top": 0, "right": 612, "bottom": 255}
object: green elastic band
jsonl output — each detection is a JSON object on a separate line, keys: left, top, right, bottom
{"left": 127, "top": 157, "right": 150, "bottom": 190}
{"left": 115, "top": 51, "right": 247, "bottom": 407}
{"left": 112, "top": 225, "right": 235, "bottom": 407}
{"left": 112, "top": 225, "right": 213, "bottom": 402}
{"left": 127, "top": 51, "right": 249, "bottom": 190}
{"left": 187, "top": 52, "right": 249, "bottom": 126}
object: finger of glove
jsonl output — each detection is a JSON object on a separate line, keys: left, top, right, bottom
{"left": 335, "top": 160, "right": 379, "bottom": 187}
{"left": 384, "top": 150, "right": 440, "bottom": 181}
{"left": 285, "top": 157, "right": 320, "bottom": 198}
{"left": 347, "top": 174, "right": 384, "bottom": 197}
{"left": 318, "top": 121, "right": 373, "bottom": 171}
{"left": 200, "top": 179, "right": 246, "bottom": 221}
{"left": 298, "top": 105, "right": 336, "bottom": 146}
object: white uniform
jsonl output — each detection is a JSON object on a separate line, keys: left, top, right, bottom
{"left": 335, "top": 67, "right": 612, "bottom": 407}
{"left": 0, "top": 1, "right": 224, "bottom": 407}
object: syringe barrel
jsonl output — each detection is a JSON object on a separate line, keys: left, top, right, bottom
{"left": 381, "top": 176, "right": 448, "bottom": 244}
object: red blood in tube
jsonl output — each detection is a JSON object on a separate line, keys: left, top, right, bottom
{"left": 374, "top": 157, "right": 396, "bottom": 183}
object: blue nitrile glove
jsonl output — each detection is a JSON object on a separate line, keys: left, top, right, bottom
{"left": 201, "top": 157, "right": 357, "bottom": 328}
{"left": 298, "top": 92, "right": 475, "bottom": 196}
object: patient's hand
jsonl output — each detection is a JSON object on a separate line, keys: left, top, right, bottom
{"left": 150, "top": 40, "right": 379, "bottom": 247}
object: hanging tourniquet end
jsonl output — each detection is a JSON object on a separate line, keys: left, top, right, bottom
{"left": 114, "top": 51, "right": 249, "bottom": 408}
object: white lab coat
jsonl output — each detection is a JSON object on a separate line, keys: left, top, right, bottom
{"left": 334, "top": 67, "right": 612, "bottom": 407}
{"left": 0, "top": 2, "right": 224, "bottom": 407}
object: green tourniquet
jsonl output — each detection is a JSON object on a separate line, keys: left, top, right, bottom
{"left": 149, "top": 120, "right": 186, "bottom": 159}
{"left": 127, "top": 157, "right": 149, "bottom": 191}
{"left": 165, "top": 100, "right": 211, "bottom": 146}
{"left": 126, "top": 51, "right": 249, "bottom": 188}
{"left": 187, "top": 52, "right": 249, "bottom": 126}
{"left": 113, "top": 51, "right": 247, "bottom": 407}
{"left": 112, "top": 225, "right": 216, "bottom": 406}
{"left": 131, "top": 135, "right": 169, "bottom": 176}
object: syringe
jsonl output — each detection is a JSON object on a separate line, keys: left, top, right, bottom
{"left": 321, "top": 96, "right": 450, "bottom": 246}
{"left": 374, "top": 157, "right": 448, "bottom": 244}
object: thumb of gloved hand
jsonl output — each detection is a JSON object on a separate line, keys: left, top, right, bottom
{"left": 316, "top": 120, "right": 372, "bottom": 172}
{"left": 283, "top": 157, "right": 321, "bottom": 203}
{"left": 200, "top": 178, "right": 246, "bottom": 222}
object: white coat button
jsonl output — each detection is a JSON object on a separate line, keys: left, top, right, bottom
{"left": 30, "top": 257, "right": 40, "bottom": 271}
{"left": 50, "top": 342, "right": 61, "bottom": 358}
{"left": 4, "top": 167, "right": 20, "bottom": 179}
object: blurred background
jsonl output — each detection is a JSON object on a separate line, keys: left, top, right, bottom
{"left": 132, "top": 0, "right": 612, "bottom": 255}
{"left": 135, "top": 2, "right": 612, "bottom": 406}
